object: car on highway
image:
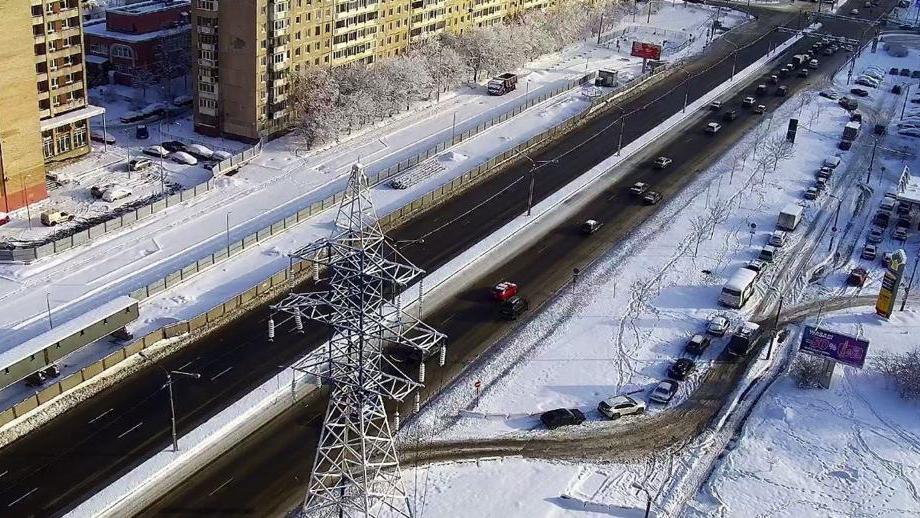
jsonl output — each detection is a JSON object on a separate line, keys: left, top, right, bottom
{"left": 862, "top": 244, "right": 877, "bottom": 260}
{"left": 24, "top": 371, "right": 47, "bottom": 387}
{"left": 653, "top": 156, "right": 672, "bottom": 169}
{"left": 499, "top": 295, "right": 529, "bottom": 320}
{"left": 754, "top": 104, "right": 766, "bottom": 114}
{"left": 867, "top": 227, "right": 884, "bottom": 243}
{"left": 804, "top": 187, "right": 819, "bottom": 200}
{"left": 649, "top": 379, "right": 679, "bottom": 404}
{"left": 768, "top": 230, "right": 787, "bottom": 247}
{"left": 668, "top": 358, "right": 696, "bottom": 381}
{"left": 581, "top": 219, "right": 602, "bottom": 235}
{"left": 492, "top": 281, "right": 518, "bottom": 302}
{"left": 708, "top": 101, "right": 722, "bottom": 111}
{"left": 723, "top": 109, "right": 737, "bottom": 121}
{"left": 776, "top": 85, "right": 788, "bottom": 96}
{"left": 642, "top": 191, "right": 662, "bottom": 205}
{"left": 540, "top": 408, "right": 586, "bottom": 429}
{"left": 705, "top": 122, "right": 722, "bottom": 134}
{"left": 143, "top": 145, "right": 169, "bottom": 158}
{"left": 850, "top": 88, "right": 870, "bottom": 97}
{"left": 707, "top": 315, "right": 730, "bottom": 336}
{"left": 756, "top": 84, "right": 767, "bottom": 95}
{"left": 848, "top": 267, "right": 869, "bottom": 287}
{"left": 597, "top": 395, "right": 646, "bottom": 420}
{"left": 629, "top": 182, "right": 649, "bottom": 196}
{"left": 742, "top": 96, "right": 755, "bottom": 107}
{"left": 727, "top": 322, "right": 760, "bottom": 356}
{"left": 685, "top": 334, "right": 712, "bottom": 356}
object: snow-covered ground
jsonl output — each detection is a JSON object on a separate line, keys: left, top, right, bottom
{"left": 0, "top": 3, "right": 745, "bottom": 383}
{"left": 392, "top": 34, "right": 920, "bottom": 518}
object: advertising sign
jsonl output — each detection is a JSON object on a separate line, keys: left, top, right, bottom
{"left": 876, "top": 249, "right": 907, "bottom": 318}
{"left": 799, "top": 326, "right": 870, "bottom": 369}
{"left": 631, "top": 41, "right": 662, "bottom": 60}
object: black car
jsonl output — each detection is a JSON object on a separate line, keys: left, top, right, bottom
{"left": 642, "top": 191, "right": 662, "bottom": 205}
{"left": 913, "top": 71, "right": 920, "bottom": 79}
{"left": 798, "top": 68, "right": 809, "bottom": 78}
{"left": 161, "top": 140, "right": 187, "bottom": 153}
{"left": 135, "top": 124, "right": 149, "bottom": 140}
{"left": 540, "top": 408, "right": 586, "bottom": 430}
{"left": 776, "top": 85, "right": 788, "bottom": 96}
{"left": 838, "top": 140, "right": 852, "bottom": 150}
{"left": 43, "top": 364, "right": 61, "bottom": 378}
{"left": 890, "top": 67, "right": 900, "bottom": 75}
{"left": 24, "top": 371, "right": 47, "bottom": 387}
{"left": 901, "top": 68, "right": 911, "bottom": 77}
{"left": 874, "top": 211, "right": 890, "bottom": 228}
{"left": 499, "top": 296, "right": 529, "bottom": 320}
{"left": 685, "top": 334, "right": 712, "bottom": 356}
{"left": 850, "top": 88, "right": 869, "bottom": 97}
{"left": 668, "top": 358, "right": 696, "bottom": 381}
{"left": 723, "top": 109, "right": 737, "bottom": 121}
{"left": 838, "top": 97, "right": 858, "bottom": 110}
{"left": 755, "top": 84, "right": 767, "bottom": 95}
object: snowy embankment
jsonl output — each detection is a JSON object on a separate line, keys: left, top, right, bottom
{"left": 68, "top": 19, "right": 797, "bottom": 518}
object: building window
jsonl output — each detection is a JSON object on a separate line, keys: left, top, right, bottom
{"left": 43, "top": 136, "right": 54, "bottom": 158}
{"left": 56, "top": 133, "right": 71, "bottom": 154}
{"left": 110, "top": 44, "right": 134, "bottom": 59}
{"left": 73, "top": 126, "right": 87, "bottom": 147}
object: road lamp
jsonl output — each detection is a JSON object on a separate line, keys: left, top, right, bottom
{"left": 225, "top": 211, "right": 232, "bottom": 255}
{"left": 139, "top": 352, "right": 201, "bottom": 452}
{"left": 766, "top": 285, "right": 784, "bottom": 361}
{"left": 631, "top": 482, "right": 652, "bottom": 518}
{"left": 513, "top": 149, "right": 557, "bottom": 216}
{"left": 826, "top": 193, "right": 842, "bottom": 252}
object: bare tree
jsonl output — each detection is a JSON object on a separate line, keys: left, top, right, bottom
{"left": 689, "top": 214, "right": 709, "bottom": 257}
{"left": 790, "top": 354, "right": 825, "bottom": 388}
{"left": 131, "top": 67, "right": 159, "bottom": 102}
{"left": 871, "top": 348, "right": 920, "bottom": 399}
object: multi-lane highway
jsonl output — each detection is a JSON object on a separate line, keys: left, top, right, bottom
{"left": 0, "top": 2, "right": 891, "bottom": 516}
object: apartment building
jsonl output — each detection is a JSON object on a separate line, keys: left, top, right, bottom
{"left": 0, "top": 0, "right": 102, "bottom": 212}
{"left": 191, "top": 0, "right": 556, "bottom": 141}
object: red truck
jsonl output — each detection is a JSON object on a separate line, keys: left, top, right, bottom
{"left": 492, "top": 281, "right": 519, "bottom": 302}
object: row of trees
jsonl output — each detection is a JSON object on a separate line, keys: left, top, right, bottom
{"left": 289, "top": 0, "right": 648, "bottom": 148}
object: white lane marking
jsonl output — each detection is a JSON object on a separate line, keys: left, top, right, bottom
{"left": 210, "top": 366, "right": 233, "bottom": 382}
{"left": 208, "top": 477, "right": 234, "bottom": 497}
{"left": 88, "top": 408, "right": 114, "bottom": 424}
{"left": 8, "top": 487, "right": 38, "bottom": 507}
{"left": 117, "top": 422, "right": 143, "bottom": 439}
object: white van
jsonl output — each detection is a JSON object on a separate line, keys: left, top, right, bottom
{"left": 823, "top": 156, "right": 842, "bottom": 169}
{"left": 720, "top": 268, "right": 759, "bottom": 308}
{"left": 777, "top": 203, "right": 804, "bottom": 231}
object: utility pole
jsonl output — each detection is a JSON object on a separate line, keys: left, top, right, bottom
{"left": 597, "top": 13, "right": 604, "bottom": 45}
{"left": 867, "top": 139, "right": 879, "bottom": 182}
{"left": 527, "top": 165, "right": 536, "bottom": 216}
{"left": 900, "top": 255, "right": 920, "bottom": 311}
{"left": 770, "top": 294, "right": 783, "bottom": 360}
{"left": 45, "top": 293, "right": 53, "bottom": 329}
{"left": 901, "top": 83, "right": 911, "bottom": 119}
{"left": 617, "top": 115, "right": 627, "bottom": 156}
{"left": 225, "top": 211, "right": 232, "bottom": 255}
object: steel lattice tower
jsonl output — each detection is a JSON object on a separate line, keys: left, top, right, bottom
{"left": 271, "top": 164, "right": 446, "bottom": 518}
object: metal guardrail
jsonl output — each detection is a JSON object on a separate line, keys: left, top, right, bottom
{"left": 211, "top": 139, "right": 264, "bottom": 176}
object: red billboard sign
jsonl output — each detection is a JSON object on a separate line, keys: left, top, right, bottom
{"left": 631, "top": 41, "right": 662, "bottom": 60}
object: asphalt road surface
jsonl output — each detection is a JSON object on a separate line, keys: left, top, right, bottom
{"left": 141, "top": 3, "right": 896, "bottom": 517}
{"left": 0, "top": 2, "right": 891, "bottom": 516}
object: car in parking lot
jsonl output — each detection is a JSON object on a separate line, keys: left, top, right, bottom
{"left": 102, "top": 186, "right": 133, "bottom": 203}
{"left": 848, "top": 267, "right": 869, "bottom": 287}
{"left": 668, "top": 358, "right": 696, "bottom": 381}
{"left": 161, "top": 141, "right": 187, "bottom": 153}
{"left": 862, "top": 244, "right": 877, "bottom": 260}
{"left": 642, "top": 191, "right": 662, "bottom": 205}
{"left": 819, "top": 91, "right": 839, "bottom": 100}
{"left": 143, "top": 145, "right": 169, "bottom": 158}
{"left": 186, "top": 143, "right": 215, "bottom": 160}
{"left": 685, "top": 334, "right": 712, "bottom": 355}
{"left": 629, "top": 182, "right": 649, "bottom": 195}
{"left": 91, "top": 130, "right": 116, "bottom": 144}
{"left": 756, "top": 84, "right": 767, "bottom": 95}
{"left": 170, "top": 151, "right": 198, "bottom": 165}
{"left": 838, "top": 140, "right": 853, "bottom": 151}
{"left": 891, "top": 67, "right": 901, "bottom": 75}
{"left": 707, "top": 314, "right": 730, "bottom": 336}
{"left": 540, "top": 408, "right": 586, "bottom": 429}
{"left": 768, "top": 230, "right": 787, "bottom": 247}
{"left": 743, "top": 259, "right": 768, "bottom": 278}
{"left": 893, "top": 225, "right": 908, "bottom": 241}
{"left": 902, "top": 68, "right": 912, "bottom": 76}
{"left": 650, "top": 379, "right": 679, "bottom": 404}
{"left": 705, "top": 122, "right": 722, "bottom": 134}
{"left": 653, "top": 156, "right": 672, "bottom": 169}
{"left": 798, "top": 68, "right": 808, "bottom": 78}
{"left": 90, "top": 183, "right": 114, "bottom": 199}
{"left": 867, "top": 227, "right": 884, "bottom": 243}
{"left": 850, "top": 88, "right": 870, "bottom": 97}
{"left": 128, "top": 158, "right": 154, "bottom": 172}
{"left": 597, "top": 395, "right": 646, "bottom": 420}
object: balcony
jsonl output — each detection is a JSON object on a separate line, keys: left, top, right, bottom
{"left": 47, "top": 44, "right": 82, "bottom": 61}
{"left": 198, "top": 57, "right": 217, "bottom": 67}
{"left": 271, "top": 59, "right": 290, "bottom": 72}
{"left": 198, "top": 104, "right": 217, "bottom": 116}
{"left": 197, "top": 25, "right": 217, "bottom": 35}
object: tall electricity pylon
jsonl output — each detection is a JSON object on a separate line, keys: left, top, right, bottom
{"left": 271, "top": 164, "right": 445, "bottom": 518}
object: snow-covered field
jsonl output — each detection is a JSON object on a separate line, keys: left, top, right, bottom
{"left": 394, "top": 35, "right": 920, "bottom": 518}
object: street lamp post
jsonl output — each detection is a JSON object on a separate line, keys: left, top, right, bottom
{"left": 900, "top": 255, "right": 920, "bottom": 311}
{"left": 225, "top": 211, "right": 232, "bottom": 255}
{"left": 767, "top": 286, "right": 783, "bottom": 361}
{"left": 139, "top": 352, "right": 200, "bottom": 452}
{"left": 631, "top": 483, "right": 652, "bottom": 518}
{"left": 512, "top": 149, "right": 557, "bottom": 216}
{"left": 827, "top": 193, "right": 842, "bottom": 252}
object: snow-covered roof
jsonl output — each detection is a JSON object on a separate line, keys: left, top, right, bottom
{"left": 83, "top": 20, "right": 190, "bottom": 43}
{"left": 898, "top": 173, "right": 920, "bottom": 204}
{"left": 85, "top": 54, "right": 109, "bottom": 65}
{"left": 109, "top": 0, "right": 191, "bottom": 15}
{"left": 40, "top": 104, "right": 106, "bottom": 131}
{"left": 0, "top": 296, "right": 138, "bottom": 372}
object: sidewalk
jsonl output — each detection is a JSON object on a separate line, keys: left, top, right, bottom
{"left": 0, "top": 3, "right": 743, "bottom": 359}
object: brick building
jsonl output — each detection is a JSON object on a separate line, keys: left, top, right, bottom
{"left": 84, "top": 0, "right": 192, "bottom": 87}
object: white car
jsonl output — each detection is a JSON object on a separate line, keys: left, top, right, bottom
{"left": 768, "top": 230, "right": 787, "bottom": 247}
{"left": 597, "top": 395, "right": 646, "bottom": 419}
{"left": 170, "top": 151, "right": 198, "bottom": 165}
{"left": 90, "top": 130, "right": 116, "bottom": 144}
{"left": 102, "top": 186, "right": 132, "bottom": 202}
{"left": 650, "top": 380, "right": 679, "bottom": 404}
{"left": 705, "top": 122, "right": 722, "bottom": 134}
{"left": 143, "top": 145, "right": 169, "bottom": 157}
{"left": 707, "top": 315, "right": 730, "bottom": 336}
{"left": 172, "top": 95, "right": 193, "bottom": 106}
{"left": 212, "top": 150, "right": 233, "bottom": 161}
{"left": 186, "top": 143, "right": 214, "bottom": 159}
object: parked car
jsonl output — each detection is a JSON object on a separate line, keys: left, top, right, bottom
{"left": 804, "top": 187, "right": 819, "bottom": 200}
{"left": 171, "top": 151, "right": 198, "bottom": 165}
{"left": 540, "top": 408, "right": 586, "bottom": 429}
{"left": 798, "top": 68, "right": 809, "bottom": 78}
{"left": 128, "top": 158, "right": 154, "bottom": 172}
{"left": 743, "top": 259, "right": 768, "bottom": 278}
{"left": 850, "top": 88, "right": 870, "bottom": 97}
{"left": 685, "top": 334, "right": 712, "bottom": 355}
{"left": 756, "top": 84, "right": 767, "bottom": 95}
{"left": 212, "top": 150, "right": 233, "bottom": 161}
{"left": 654, "top": 156, "right": 672, "bottom": 169}
{"left": 838, "top": 140, "right": 853, "bottom": 151}
{"left": 862, "top": 244, "right": 877, "bottom": 260}
{"left": 492, "top": 281, "right": 518, "bottom": 302}
{"left": 629, "top": 182, "right": 649, "bottom": 196}
{"left": 768, "top": 230, "right": 787, "bottom": 247}
{"left": 668, "top": 358, "right": 696, "bottom": 381}
{"left": 581, "top": 219, "right": 602, "bottom": 235}
{"left": 597, "top": 395, "right": 645, "bottom": 420}
{"left": 890, "top": 67, "right": 901, "bottom": 75}
{"left": 707, "top": 315, "right": 730, "bottom": 336}
{"left": 819, "top": 91, "right": 838, "bottom": 100}
{"left": 848, "top": 267, "right": 869, "bottom": 287}
{"left": 867, "top": 227, "right": 884, "bottom": 243}
{"left": 161, "top": 141, "right": 187, "bottom": 153}
{"left": 90, "top": 183, "right": 114, "bottom": 199}
{"left": 642, "top": 191, "right": 662, "bottom": 205}
{"left": 0, "top": 212, "right": 10, "bottom": 226}
{"left": 40, "top": 210, "right": 74, "bottom": 226}
{"left": 102, "top": 186, "right": 132, "bottom": 203}
{"left": 893, "top": 225, "right": 908, "bottom": 241}
{"left": 705, "top": 122, "right": 722, "bottom": 134}
{"left": 143, "top": 145, "right": 169, "bottom": 158}
{"left": 91, "top": 130, "right": 116, "bottom": 144}
{"left": 186, "top": 143, "right": 214, "bottom": 159}
{"left": 136, "top": 124, "right": 149, "bottom": 140}
{"left": 173, "top": 95, "right": 194, "bottom": 106}
{"left": 649, "top": 379, "right": 679, "bottom": 404}
{"left": 499, "top": 296, "right": 529, "bottom": 320}
{"left": 902, "top": 68, "right": 912, "bottom": 76}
